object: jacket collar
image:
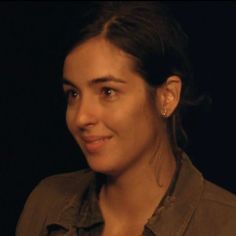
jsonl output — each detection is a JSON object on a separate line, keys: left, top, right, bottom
{"left": 145, "top": 153, "right": 204, "bottom": 235}
{"left": 45, "top": 152, "right": 204, "bottom": 236}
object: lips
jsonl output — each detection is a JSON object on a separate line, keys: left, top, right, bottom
{"left": 81, "top": 136, "right": 112, "bottom": 153}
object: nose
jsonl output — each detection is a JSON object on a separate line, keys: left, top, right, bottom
{"left": 72, "top": 96, "right": 99, "bottom": 131}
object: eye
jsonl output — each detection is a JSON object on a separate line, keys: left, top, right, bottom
{"left": 64, "top": 88, "right": 79, "bottom": 102}
{"left": 101, "top": 87, "right": 116, "bottom": 97}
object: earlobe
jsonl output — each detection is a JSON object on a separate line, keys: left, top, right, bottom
{"left": 158, "top": 75, "right": 182, "bottom": 118}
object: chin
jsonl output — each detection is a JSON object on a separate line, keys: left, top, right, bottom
{"left": 86, "top": 157, "right": 121, "bottom": 176}
{"left": 88, "top": 163, "right": 117, "bottom": 176}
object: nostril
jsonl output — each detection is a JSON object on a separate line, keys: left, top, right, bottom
{"left": 79, "top": 123, "right": 95, "bottom": 132}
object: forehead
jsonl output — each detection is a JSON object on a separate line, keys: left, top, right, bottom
{"left": 63, "top": 37, "right": 139, "bottom": 83}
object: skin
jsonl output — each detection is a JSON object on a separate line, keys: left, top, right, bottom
{"left": 63, "top": 36, "right": 181, "bottom": 235}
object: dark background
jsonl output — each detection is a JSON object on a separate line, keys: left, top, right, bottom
{"left": 1, "top": 2, "right": 236, "bottom": 235}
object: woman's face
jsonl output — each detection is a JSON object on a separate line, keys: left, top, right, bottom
{"left": 63, "top": 37, "right": 165, "bottom": 176}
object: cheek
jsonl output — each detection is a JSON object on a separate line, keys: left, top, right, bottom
{"left": 65, "top": 108, "right": 75, "bottom": 134}
{"left": 106, "top": 98, "right": 158, "bottom": 139}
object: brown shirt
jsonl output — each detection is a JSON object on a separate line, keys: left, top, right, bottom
{"left": 16, "top": 153, "right": 236, "bottom": 236}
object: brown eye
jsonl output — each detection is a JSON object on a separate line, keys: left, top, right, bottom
{"left": 102, "top": 87, "right": 116, "bottom": 97}
{"left": 64, "top": 89, "right": 79, "bottom": 102}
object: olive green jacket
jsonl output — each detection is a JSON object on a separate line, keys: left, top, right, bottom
{"left": 16, "top": 153, "right": 236, "bottom": 236}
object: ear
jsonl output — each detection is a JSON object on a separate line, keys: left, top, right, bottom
{"left": 156, "top": 75, "right": 182, "bottom": 118}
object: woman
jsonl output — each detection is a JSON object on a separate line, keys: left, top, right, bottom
{"left": 16, "top": 2, "right": 236, "bottom": 236}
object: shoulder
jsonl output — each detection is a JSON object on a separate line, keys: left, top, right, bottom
{"left": 198, "top": 180, "right": 236, "bottom": 219}
{"left": 36, "top": 168, "right": 94, "bottom": 196}
{"left": 25, "top": 169, "right": 94, "bottom": 207}
{"left": 202, "top": 180, "right": 236, "bottom": 209}
{"left": 16, "top": 169, "right": 94, "bottom": 236}
{"left": 179, "top": 153, "right": 236, "bottom": 235}
{"left": 188, "top": 179, "right": 236, "bottom": 235}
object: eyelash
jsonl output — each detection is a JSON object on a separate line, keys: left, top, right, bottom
{"left": 63, "top": 87, "right": 118, "bottom": 103}
{"left": 64, "top": 89, "right": 78, "bottom": 100}
{"left": 101, "top": 87, "right": 117, "bottom": 97}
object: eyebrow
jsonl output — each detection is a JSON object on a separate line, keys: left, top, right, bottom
{"left": 62, "top": 75, "right": 126, "bottom": 87}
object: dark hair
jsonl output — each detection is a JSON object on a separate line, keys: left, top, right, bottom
{"left": 65, "top": 1, "right": 194, "bottom": 157}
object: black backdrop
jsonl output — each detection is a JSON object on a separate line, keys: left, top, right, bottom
{"left": 1, "top": 2, "right": 236, "bottom": 236}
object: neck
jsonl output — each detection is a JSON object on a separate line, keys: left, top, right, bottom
{"left": 98, "top": 144, "right": 177, "bottom": 222}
